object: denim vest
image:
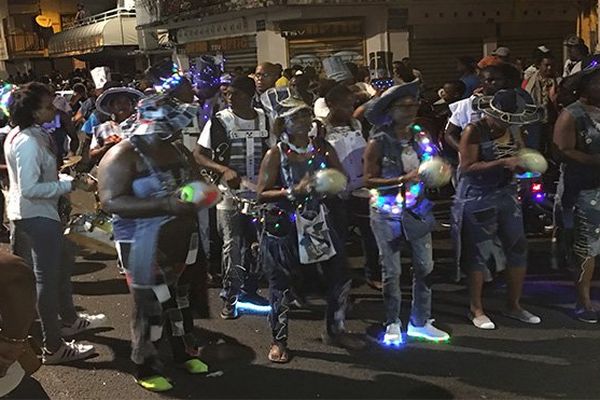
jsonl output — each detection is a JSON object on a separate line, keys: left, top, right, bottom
{"left": 562, "top": 101, "right": 600, "bottom": 194}
{"left": 458, "top": 121, "right": 515, "bottom": 194}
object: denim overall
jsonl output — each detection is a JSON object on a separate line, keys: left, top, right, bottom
{"left": 112, "top": 135, "right": 199, "bottom": 367}
{"left": 451, "top": 121, "right": 526, "bottom": 279}
{"left": 557, "top": 101, "right": 600, "bottom": 263}
{"left": 260, "top": 141, "right": 351, "bottom": 345}
{"left": 368, "top": 131, "right": 436, "bottom": 327}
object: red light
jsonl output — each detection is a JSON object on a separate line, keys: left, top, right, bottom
{"left": 531, "top": 183, "right": 542, "bottom": 192}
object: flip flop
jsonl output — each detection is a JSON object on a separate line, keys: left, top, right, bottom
{"left": 469, "top": 312, "right": 496, "bottom": 330}
{"left": 268, "top": 343, "right": 290, "bottom": 364}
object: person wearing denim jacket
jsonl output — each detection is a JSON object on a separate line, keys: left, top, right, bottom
{"left": 363, "top": 81, "right": 450, "bottom": 344}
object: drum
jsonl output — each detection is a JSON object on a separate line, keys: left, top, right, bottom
{"left": 64, "top": 212, "right": 116, "bottom": 255}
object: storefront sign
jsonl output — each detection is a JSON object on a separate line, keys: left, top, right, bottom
{"left": 184, "top": 35, "right": 255, "bottom": 55}
{"left": 178, "top": 18, "right": 250, "bottom": 44}
{"left": 279, "top": 19, "right": 363, "bottom": 39}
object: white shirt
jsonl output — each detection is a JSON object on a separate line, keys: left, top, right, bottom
{"left": 198, "top": 111, "right": 264, "bottom": 210}
{"left": 447, "top": 95, "right": 481, "bottom": 130}
{"left": 563, "top": 59, "right": 582, "bottom": 78}
{"left": 5, "top": 125, "right": 72, "bottom": 221}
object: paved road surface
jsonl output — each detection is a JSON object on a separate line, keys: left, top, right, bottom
{"left": 6, "top": 192, "right": 600, "bottom": 399}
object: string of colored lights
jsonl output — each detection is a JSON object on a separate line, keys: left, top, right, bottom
{"left": 369, "top": 123, "right": 438, "bottom": 215}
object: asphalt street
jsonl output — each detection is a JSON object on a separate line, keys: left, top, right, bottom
{"left": 6, "top": 192, "right": 600, "bottom": 400}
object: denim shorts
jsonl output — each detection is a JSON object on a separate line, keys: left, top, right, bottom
{"left": 461, "top": 187, "right": 528, "bottom": 271}
{"left": 573, "top": 189, "right": 600, "bottom": 259}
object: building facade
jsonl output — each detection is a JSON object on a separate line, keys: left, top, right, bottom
{"left": 135, "top": 0, "right": 581, "bottom": 91}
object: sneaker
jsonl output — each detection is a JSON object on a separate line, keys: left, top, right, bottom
{"left": 42, "top": 340, "right": 95, "bottom": 364}
{"left": 181, "top": 359, "right": 209, "bottom": 374}
{"left": 220, "top": 298, "right": 239, "bottom": 320}
{"left": 503, "top": 309, "right": 541, "bottom": 324}
{"left": 469, "top": 312, "right": 496, "bottom": 330}
{"left": 61, "top": 313, "right": 107, "bottom": 337}
{"left": 135, "top": 375, "right": 173, "bottom": 392}
{"left": 383, "top": 323, "right": 403, "bottom": 345}
{"left": 407, "top": 319, "right": 450, "bottom": 342}
{"left": 575, "top": 307, "right": 598, "bottom": 323}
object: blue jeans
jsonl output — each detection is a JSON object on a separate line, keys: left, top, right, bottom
{"left": 370, "top": 211, "right": 433, "bottom": 327}
{"left": 10, "top": 217, "right": 78, "bottom": 350}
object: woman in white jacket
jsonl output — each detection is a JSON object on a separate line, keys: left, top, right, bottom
{"left": 5, "top": 82, "right": 103, "bottom": 365}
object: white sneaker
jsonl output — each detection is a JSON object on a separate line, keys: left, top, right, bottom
{"left": 61, "top": 313, "right": 107, "bottom": 337}
{"left": 407, "top": 319, "right": 450, "bottom": 342}
{"left": 42, "top": 340, "right": 95, "bottom": 365}
{"left": 383, "top": 323, "right": 403, "bottom": 345}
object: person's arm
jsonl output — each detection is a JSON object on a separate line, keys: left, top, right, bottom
{"left": 61, "top": 111, "right": 79, "bottom": 155}
{"left": 98, "top": 142, "right": 195, "bottom": 218}
{"left": 363, "top": 138, "right": 418, "bottom": 188}
{"left": 256, "top": 145, "right": 314, "bottom": 203}
{"left": 459, "top": 125, "right": 522, "bottom": 173}
{"left": 444, "top": 122, "right": 462, "bottom": 151}
{"left": 0, "top": 253, "right": 36, "bottom": 374}
{"left": 192, "top": 118, "right": 240, "bottom": 187}
{"left": 15, "top": 138, "right": 73, "bottom": 199}
{"left": 553, "top": 109, "right": 600, "bottom": 166}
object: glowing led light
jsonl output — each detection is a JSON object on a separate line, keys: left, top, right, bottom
{"left": 320, "top": 162, "right": 327, "bottom": 169}
{"left": 412, "top": 124, "right": 422, "bottom": 132}
{"left": 391, "top": 206, "right": 401, "bottom": 215}
{"left": 422, "top": 138, "right": 430, "bottom": 144}
{"left": 236, "top": 302, "right": 271, "bottom": 314}
{"left": 531, "top": 183, "right": 542, "bottom": 192}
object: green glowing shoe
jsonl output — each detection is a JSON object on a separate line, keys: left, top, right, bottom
{"left": 183, "top": 358, "right": 209, "bottom": 374}
{"left": 135, "top": 375, "right": 173, "bottom": 392}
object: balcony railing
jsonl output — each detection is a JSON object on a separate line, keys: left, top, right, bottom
{"left": 136, "top": 0, "right": 392, "bottom": 27}
{"left": 63, "top": 8, "right": 136, "bottom": 30}
{"left": 6, "top": 32, "right": 46, "bottom": 55}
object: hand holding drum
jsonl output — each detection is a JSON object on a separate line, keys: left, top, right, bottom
{"left": 418, "top": 157, "right": 453, "bottom": 188}
{"left": 517, "top": 149, "right": 548, "bottom": 174}
{"left": 178, "top": 181, "right": 221, "bottom": 208}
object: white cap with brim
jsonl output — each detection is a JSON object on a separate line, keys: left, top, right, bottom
{"left": 96, "top": 87, "right": 144, "bottom": 116}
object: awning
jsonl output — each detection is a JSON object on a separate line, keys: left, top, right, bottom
{"left": 48, "top": 16, "right": 138, "bottom": 58}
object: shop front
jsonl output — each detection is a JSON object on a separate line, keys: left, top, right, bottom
{"left": 279, "top": 18, "right": 365, "bottom": 71}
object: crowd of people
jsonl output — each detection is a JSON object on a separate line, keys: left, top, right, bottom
{"left": 1, "top": 33, "right": 600, "bottom": 394}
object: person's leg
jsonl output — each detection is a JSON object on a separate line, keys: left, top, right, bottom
{"left": 240, "top": 214, "right": 261, "bottom": 297}
{"left": 497, "top": 194, "right": 529, "bottom": 312}
{"left": 261, "top": 232, "right": 295, "bottom": 362}
{"left": 370, "top": 214, "right": 402, "bottom": 326}
{"left": 321, "top": 234, "right": 351, "bottom": 338}
{"left": 130, "top": 286, "right": 171, "bottom": 390}
{"left": 408, "top": 233, "right": 433, "bottom": 326}
{"left": 469, "top": 270, "right": 486, "bottom": 317}
{"left": 575, "top": 257, "right": 596, "bottom": 310}
{"left": 217, "top": 208, "right": 244, "bottom": 313}
{"left": 57, "top": 238, "right": 79, "bottom": 325}
{"left": 16, "top": 218, "right": 64, "bottom": 351}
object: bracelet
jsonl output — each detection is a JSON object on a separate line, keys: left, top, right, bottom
{"left": 285, "top": 187, "right": 296, "bottom": 201}
{"left": 0, "top": 331, "right": 28, "bottom": 344}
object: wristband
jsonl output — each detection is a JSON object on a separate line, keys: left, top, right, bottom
{"left": 285, "top": 187, "right": 296, "bottom": 201}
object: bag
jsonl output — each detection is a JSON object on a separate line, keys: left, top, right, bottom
{"left": 295, "top": 204, "right": 337, "bottom": 264}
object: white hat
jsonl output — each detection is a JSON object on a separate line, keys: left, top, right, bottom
{"left": 91, "top": 67, "right": 111, "bottom": 90}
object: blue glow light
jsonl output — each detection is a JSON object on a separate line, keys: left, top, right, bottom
{"left": 236, "top": 301, "right": 272, "bottom": 314}
{"left": 380, "top": 334, "right": 405, "bottom": 349}
{"left": 515, "top": 171, "right": 541, "bottom": 179}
